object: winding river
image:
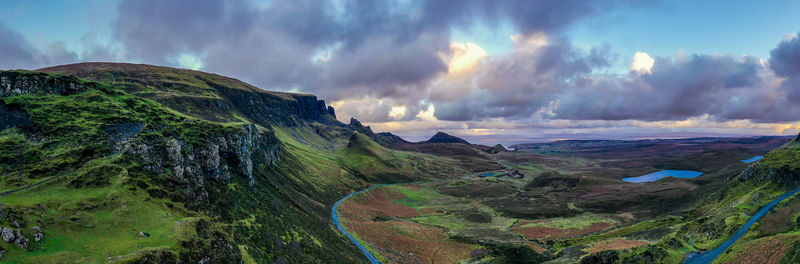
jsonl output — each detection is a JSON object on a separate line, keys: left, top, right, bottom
{"left": 332, "top": 181, "right": 428, "bottom": 264}
{"left": 332, "top": 155, "right": 793, "bottom": 264}
{"left": 332, "top": 184, "right": 387, "bottom": 264}
{"left": 682, "top": 187, "right": 800, "bottom": 264}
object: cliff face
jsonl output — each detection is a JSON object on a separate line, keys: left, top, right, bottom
{"left": 212, "top": 83, "right": 333, "bottom": 125}
{"left": 123, "top": 124, "right": 280, "bottom": 203}
{"left": 38, "top": 62, "right": 336, "bottom": 126}
{"left": 1, "top": 71, "right": 87, "bottom": 97}
{"left": 0, "top": 67, "right": 371, "bottom": 263}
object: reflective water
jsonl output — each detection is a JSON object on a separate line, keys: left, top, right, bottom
{"left": 683, "top": 187, "right": 800, "bottom": 264}
{"left": 622, "top": 170, "right": 704, "bottom": 183}
{"left": 741, "top": 156, "right": 763, "bottom": 163}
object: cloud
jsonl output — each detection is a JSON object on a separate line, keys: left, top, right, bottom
{"left": 548, "top": 53, "right": 796, "bottom": 122}
{"left": 0, "top": 23, "right": 79, "bottom": 69}
{"left": 0, "top": 23, "right": 38, "bottom": 69}
{"left": 447, "top": 42, "right": 487, "bottom": 74}
{"left": 430, "top": 35, "right": 611, "bottom": 121}
{"left": 768, "top": 31, "right": 800, "bottom": 104}
{"left": 770, "top": 32, "right": 800, "bottom": 77}
{"left": 630, "top": 51, "right": 654, "bottom": 74}
{"left": 17, "top": 0, "right": 800, "bottom": 141}
{"left": 389, "top": 105, "right": 408, "bottom": 120}
{"left": 101, "top": 1, "right": 800, "bottom": 139}
{"left": 103, "top": 0, "right": 650, "bottom": 122}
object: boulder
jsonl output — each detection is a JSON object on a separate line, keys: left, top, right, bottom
{"left": 13, "top": 230, "right": 28, "bottom": 249}
{"left": 32, "top": 226, "right": 43, "bottom": 242}
{"left": 0, "top": 228, "right": 14, "bottom": 242}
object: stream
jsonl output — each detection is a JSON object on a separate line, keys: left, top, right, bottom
{"left": 682, "top": 187, "right": 800, "bottom": 264}
{"left": 332, "top": 155, "right": 789, "bottom": 264}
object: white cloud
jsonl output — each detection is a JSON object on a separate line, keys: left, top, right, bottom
{"left": 630, "top": 51, "right": 654, "bottom": 74}
{"left": 446, "top": 42, "right": 487, "bottom": 74}
{"left": 782, "top": 32, "right": 798, "bottom": 42}
{"left": 510, "top": 32, "right": 548, "bottom": 51}
{"left": 389, "top": 105, "right": 407, "bottom": 120}
{"left": 175, "top": 53, "right": 204, "bottom": 70}
{"left": 416, "top": 104, "right": 437, "bottom": 121}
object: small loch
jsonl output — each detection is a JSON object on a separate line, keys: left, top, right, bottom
{"left": 622, "top": 170, "right": 704, "bottom": 183}
{"left": 740, "top": 156, "right": 763, "bottom": 163}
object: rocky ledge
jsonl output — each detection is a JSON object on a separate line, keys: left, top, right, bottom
{"left": 0, "top": 71, "right": 87, "bottom": 97}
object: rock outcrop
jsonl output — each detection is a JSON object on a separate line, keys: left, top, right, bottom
{"left": 327, "top": 106, "right": 336, "bottom": 118}
{"left": 347, "top": 118, "right": 410, "bottom": 146}
{"left": 738, "top": 162, "right": 800, "bottom": 189}
{"left": 0, "top": 228, "right": 13, "bottom": 243}
{"left": 31, "top": 227, "right": 42, "bottom": 242}
{"left": 38, "top": 62, "right": 336, "bottom": 126}
{"left": 0, "top": 71, "right": 86, "bottom": 97}
{"left": 0, "top": 102, "right": 33, "bottom": 131}
{"left": 216, "top": 85, "right": 334, "bottom": 125}
{"left": 123, "top": 124, "right": 280, "bottom": 204}
{"left": 0, "top": 227, "right": 29, "bottom": 249}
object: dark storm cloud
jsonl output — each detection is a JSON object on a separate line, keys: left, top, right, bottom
{"left": 432, "top": 38, "right": 613, "bottom": 121}
{"left": 108, "top": 0, "right": 647, "bottom": 106}
{"left": 769, "top": 34, "right": 800, "bottom": 77}
{"left": 554, "top": 54, "right": 775, "bottom": 121}
{"left": 113, "top": 0, "right": 256, "bottom": 63}
{"left": 769, "top": 33, "right": 800, "bottom": 104}
{"left": 431, "top": 37, "right": 800, "bottom": 124}
{"left": 0, "top": 23, "right": 38, "bottom": 69}
{"left": 1, "top": 0, "right": 658, "bottom": 123}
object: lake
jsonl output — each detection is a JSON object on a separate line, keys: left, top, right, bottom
{"left": 622, "top": 170, "right": 704, "bottom": 183}
{"left": 741, "top": 156, "right": 763, "bottom": 163}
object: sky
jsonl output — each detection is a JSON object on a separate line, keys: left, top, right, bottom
{"left": 3, "top": 0, "right": 800, "bottom": 145}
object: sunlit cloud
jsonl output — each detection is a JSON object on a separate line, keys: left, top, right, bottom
{"left": 630, "top": 51, "right": 654, "bottom": 74}
{"left": 416, "top": 104, "right": 437, "bottom": 121}
{"left": 446, "top": 42, "right": 486, "bottom": 74}
{"left": 510, "top": 32, "right": 548, "bottom": 51}
{"left": 174, "top": 53, "right": 203, "bottom": 70}
{"left": 389, "top": 105, "right": 407, "bottom": 120}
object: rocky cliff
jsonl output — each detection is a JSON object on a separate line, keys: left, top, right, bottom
{"left": 38, "top": 62, "right": 336, "bottom": 126}
{"left": 1, "top": 71, "right": 87, "bottom": 97}
{"left": 0, "top": 66, "right": 366, "bottom": 263}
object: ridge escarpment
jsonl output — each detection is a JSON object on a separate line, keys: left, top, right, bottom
{"left": 39, "top": 62, "right": 337, "bottom": 125}
{"left": 0, "top": 64, "right": 449, "bottom": 263}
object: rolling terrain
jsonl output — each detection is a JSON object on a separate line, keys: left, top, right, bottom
{"left": 337, "top": 136, "right": 800, "bottom": 263}
{"left": 0, "top": 62, "right": 799, "bottom": 264}
{"left": 0, "top": 63, "right": 486, "bottom": 263}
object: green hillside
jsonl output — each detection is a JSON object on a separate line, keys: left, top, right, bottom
{"left": 0, "top": 64, "right": 462, "bottom": 263}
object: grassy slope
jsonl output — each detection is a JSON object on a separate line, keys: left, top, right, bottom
{"left": 0, "top": 67, "right": 471, "bottom": 263}
{"left": 0, "top": 76, "right": 220, "bottom": 262}
{"left": 666, "top": 141, "right": 800, "bottom": 264}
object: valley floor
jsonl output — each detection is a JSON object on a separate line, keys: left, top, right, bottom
{"left": 335, "top": 137, "right": 800, "bottom": 263}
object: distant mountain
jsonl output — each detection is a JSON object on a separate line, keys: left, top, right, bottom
{"left": 423, "top": 132, "right": 470, "bottom": 144}
{"left": 488, "top": 144, "right": 509, "bottom": 154}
